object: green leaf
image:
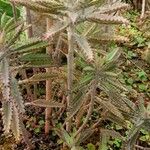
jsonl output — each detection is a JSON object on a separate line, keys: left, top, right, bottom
{"left": 87, "top": 143, "right": 95, "bottom": 150}
{"left": 127, "top": 78, "right": 134, "bottom": 85}
{"left": 138, "top": 84, "right": 147, "bottom": 92}
{"left": 18, "top": 72, "right": 58, "bottom": 84}
{"left": 8, "top": 24, "right": 24, "bottom": 46}
{"left": 20, "top": 53, "right": 52, "bottom": 65}
{"left": 137, "top": 71, "right": 147, "bottom": 81}
{"left": 127, "top": 120, "right": 143, "bottom": 150}
{"left": 0, "top": 1, "right": 20, "bottom": 17}
{"left": 1, "top": 13, "right": 7, "bottom": 28}
{"left": 55, "top": 128, "right": 74, "bottom": 147}
{"left": 99, "top": 133, "right": 108, "bottom": 150}
{"left": 13, "top": 38, "right": 48, "bottom": 53}
{"left": 39, "top": 120, "right": 45, "bottom": 126}
{"left": 34, "top": 127, "right": 41, "bottom": 133}
{"left": 105, "top": 48, "right": 120, "bottom": 63}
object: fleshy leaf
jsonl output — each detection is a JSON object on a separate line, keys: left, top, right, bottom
{"left": 2, "top": 101, "right": 12, "bottom": 134}
{"left": 11, "top": 106, "right": 21, "bottom": 141}
{"left": 10, "top": 77, "right": 25, "bottom": 113}
{"left": 43, "top": 21, "right": 68, "bottom": 40}
{"left": 26, "top": 99, "right": 64, "bottom": 108}
{"left": 74, "top": 33, "right": 94, "bottom": 61}
{"left": 87, "top": 14, "right": 129, "bottom": 25}
{"left": 96, "top": 97, "right": 124, "bottom": 120}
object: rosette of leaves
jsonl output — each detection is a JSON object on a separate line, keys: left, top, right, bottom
{"left": 0, "top": 13, "right": 49, "bottom": 141}
{"left": 67, "top": 48, "right": 135, "bottom": 127}
{"left": 55, "top": 127, "right": 94, "bottom": 150}
{"left": 12, "top": 1, "right": 130, "bottom": 126}
{"left": 11, "top": 0, "right": 130, "bottom": 61}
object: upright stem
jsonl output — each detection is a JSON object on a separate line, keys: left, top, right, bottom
{"left": 25, "top": 8, "right": 38, "bottom": 100}
{"left": 25, "top": 8, "right": 33, "bottom": 38}
{"left": 23, "top": 8, "right": 34, "bottom": 101}
{"left": 45, "top": 18, "right": 53, "bottom": 134}
{"left": 66, "top": 24, "right": 74, "bottom": 132}
{"left": 141, "top": 0, "right": 146, "bottom": 19}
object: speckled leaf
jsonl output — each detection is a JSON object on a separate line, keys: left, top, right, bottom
{"left": 2, "top": 101, "right": 12, "bottom": 134}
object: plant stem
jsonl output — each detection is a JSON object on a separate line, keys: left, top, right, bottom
{"left": 25, "top": 8, "right": 38, "bottom": 100}
{"left": 141, "top": 0, "right": 146, "bottom": 19}
{"left": 66, "top": 24, "right": 74, "bottom": 132}
{"left": 25, "top": 8, "right": 33, "bottom": 38}
{"left": 45, "top": 18, "right": 53, "bottom": 134}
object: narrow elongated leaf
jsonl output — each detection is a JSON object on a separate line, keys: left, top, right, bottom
{"left": 96, "top": 97, "right": 124, "bottom": 120}
{"left": 20, "top": 53, "right": 51, "bottom": 62}
{"left": 26, "top": 99, "right": 64, "bottom": 108}
{"left": 99, "top": 129, "right": 122, "bottom": 150}
{"left": 76, "top": 128, "right": 95, "bottom": 144}
{"left": 101, "top": 129, "right": 122, "bottom": 139}
{"left": 88, "top": 35, "right": 129, "bottom": 43}
{"left": 67, "top": 89, "right": 90, "bottom": 121}
{"left": 127, "top": 121, "right": 143, "bottom": 150}
{"left": 4, "top": 18, "right": 14, "bottom": 31}
{"left": 106, "top": 78, "right": 127, "bottom": 92}
{"left": 55, "top": 128, "right": 73, "bottom": 147}
{"left": 105, "top": 48, "right": 121, "bottom": 62}
{"left": 13, "top": 38, "right": 48, "bottom": 53}
{"left": 34, "top": 0, "right": 65, "bottom": 9}
{"left": 19, "top": 72, "right": 58, "bottom": 84}
{"left": 87, "top": 14, "right": 129, "bottom": 25}
{"left": 94, "top": 2, "right": 130, "bottom": 15}
{"left": 6, "top": 21, "right": 23, "bottom": 33}
{"left": 2, "top": 101, "right": 12, "bottom": 134}
{"left": 20, "top": 53, "right": 52, "bottom": 66}
{"left": 105, "top": 112, "right": 127, "bottom": 127}
{"left": 12, "top": 0, "right": 56, "bottom": 13}
{"left": 0, "top": 58, "right": 10, "bottom": 102}
{"left": 11, "top": 106, "right": 21, "bottom": 141}
{"left": 10, "top": 77, "right": 25, "bottom": 113}
{"left": 1, "top": 13, "right": 7, "bottom": 28}
{"left": 74, "top": 33, "right": 94, "bottom": 61}
{"left": 7, "top": 24, "right": 24, "bottom": 46}
{"left": 43, "top": 22, "right": 68, "bottom": 39}
{"left": 74, "top": 73, "right": 93, "bottom": 91}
